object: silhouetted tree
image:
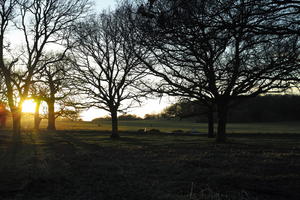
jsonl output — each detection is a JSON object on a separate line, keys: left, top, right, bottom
{"left": 70, "top": 9, "right": 147, "bottom": 139}
{"left": 30, "top": 54, "right": 79, "bottom": 131}
{"left": 134, "top": 0, "right": 300, "bottom": 142}
{"left": 42, "top": 56, "right": 74, "bottom": 131}
{"left": 0, "top": 0, "right": 91, "bottom": 135}
{"left": 0, "top": 0, "right": 18, "bottom": 134}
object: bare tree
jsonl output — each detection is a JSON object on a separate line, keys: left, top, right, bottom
{"left": 0, "top": 0, "right": 91, "bottom": 135}
{"left": 30, "top": 54, "right": 78, "bottom": 131}
{"left": 0, "top": 0, "right": 18, "bottom": 133}
{"left": 42, "top": 56, "right": 72, "bottom": 131}
{"left": 134, "top": 0, "right": 300, "bottom": 142}
{"left": 70, "top": 9, "right": 147, "bottom": 139}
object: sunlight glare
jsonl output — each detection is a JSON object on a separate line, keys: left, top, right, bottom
{"left": 22, "top": 100, "right": 36, "bottom": 113}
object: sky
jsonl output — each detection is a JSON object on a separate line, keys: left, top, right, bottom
{"left": 95, "top": 0, "right": 117, "bottom": 10}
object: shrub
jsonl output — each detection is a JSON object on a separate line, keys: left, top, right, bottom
{"left": 137, "top": 129, "right": 146, "bottom": 134}
{"left": 172, "top": 130, "right": 184, "bottom": 134}
{"left": 148, "top": 129, "right": 161, "bottom": 134}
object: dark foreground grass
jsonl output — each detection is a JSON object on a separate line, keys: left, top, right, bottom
{"left": 0, "top": 130, "right": 299, "bottom": 200}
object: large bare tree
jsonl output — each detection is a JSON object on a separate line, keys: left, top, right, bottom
{"left": 0, "top": 0, "right": 90, "bottom": 134}
{"left": 0, "top": 0, "right": 18, "bottom": 133}
{"left": 34, "top": 55, "right": 75, "bottom": 131}
{"left": 71, "top": 9, "right": 147, "bottom": 139}
{"left": 134, "top": 0, "right": 300, "bottom": 142}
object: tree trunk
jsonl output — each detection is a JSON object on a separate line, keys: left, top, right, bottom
{"left": 12, "top": 108, "right": 22, "bottom": 137}
{"left": 207, "top": 108, "right": 214, "bottom": 138}
{"left": 216, "top": 102, "right": 228, "bottom": 143}
{"left": 34, "top": 99, "right": 42, "bottom": 131}
{"left": 0, "top": 107, "right": 7, "bottom": 129}
{"left": 47, "top": 100, "right": 56, "bottom": 131}
{"left": 110, "top": 109, "right": 119, "bottom": 139}
{"left": 5, "top": 80, "right": 21, "bottom": 136}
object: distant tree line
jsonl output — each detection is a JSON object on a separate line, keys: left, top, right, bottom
{"left": 92, "top": 114, "right": 142, "bottom": 122}
{"left": 161, "top": 95, "right": 300, "bottom": 123}
{"left": 92, "top": 94, "right": 300, "bottom": 123}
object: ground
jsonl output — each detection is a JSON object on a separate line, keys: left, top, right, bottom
{"left": 0, "top": 128, "right": 299, "bottom": 200}
{"left": 18, "top": 118, "right": 300, "bottom": 134}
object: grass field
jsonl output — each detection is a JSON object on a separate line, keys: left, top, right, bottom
{"left": 1, "top": 119, "right": 300, "bottom": 199}
{"left": 9, "top": 117, "right": 300, "bottom": 134}
{"left": 0, "top": 129, "right": 299, "bottom": 200}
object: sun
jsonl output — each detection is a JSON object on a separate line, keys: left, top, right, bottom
{"left": 22, "top": 100, "right": 36, "bottom": 113}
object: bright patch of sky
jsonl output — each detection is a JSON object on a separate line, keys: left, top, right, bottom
{"left": 95, "top": 0, "right": 117, "bottom": 11}
{"left": 81, "top": 98, "right": 174, "bottom": 121}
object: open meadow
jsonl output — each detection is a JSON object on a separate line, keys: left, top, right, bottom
{"left": 8, "top": 116, "right": 300, "bottom": 134}
{"left": 0, "top": 119, "right": 300, "bottom": 200}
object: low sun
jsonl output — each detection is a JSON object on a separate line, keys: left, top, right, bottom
{"left": 22, "top": 100, "right": 36, "bottom": 113}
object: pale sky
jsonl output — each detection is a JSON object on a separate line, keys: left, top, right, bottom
{"left": 81, "top": 98, "right": 173, "bottom": 121}
{"left": 94, "top": 0, "right": 116, "bottom": 11}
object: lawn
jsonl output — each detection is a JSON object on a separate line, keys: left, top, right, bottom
{"left": 12, "top": 118, "right": 300, "bottom": 134}
{"left": 57, "top": 120, "right": 300, "bottom": 134}
{"left": 0, "top": 130, "right": 299, "bottom": 200}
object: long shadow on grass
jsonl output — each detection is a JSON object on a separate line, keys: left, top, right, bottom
{"left": 1, "top": 130, "right": 299, "bottom": 200}
{"left": 31, "top": 131, "right": 177, "bottom": 200}
{"left": 40, "top": 130, "right": 86, "bottom": 153}
{"left": 51, "top": 131, "right": 106, "bottom": 152}
{"left": 54, "top": 130, "right": 167, "bottom": 150}
{"left": 0, "top": 131, "right": 44, "bottom": 199}
{"left": 0, "top": 131, "right": 32, "bottom": 171}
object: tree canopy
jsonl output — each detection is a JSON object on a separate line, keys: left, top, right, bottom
{"left": 133, "top": 0, "right": 300, "bottom": 141}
